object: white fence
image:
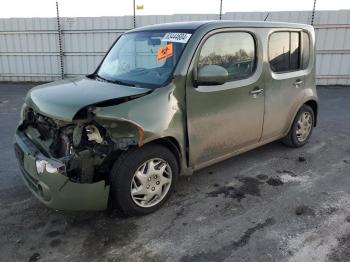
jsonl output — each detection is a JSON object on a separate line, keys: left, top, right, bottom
{"left": 0, "top": 10, "right": 350, "bottom": 85}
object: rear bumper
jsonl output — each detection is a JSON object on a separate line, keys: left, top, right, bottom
{"left": 14, "top": 131, "right": 110, "bottom": 211}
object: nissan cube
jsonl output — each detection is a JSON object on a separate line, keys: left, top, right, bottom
{"left": 14, "top": 21, "right": 318, "bottom": 215}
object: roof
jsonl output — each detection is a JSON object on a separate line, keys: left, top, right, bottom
{"left": 130, "top": 20, "right": 314, "bottom": 32}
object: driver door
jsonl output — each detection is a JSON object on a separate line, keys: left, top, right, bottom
{"left": 186, "top": 30, "right": 265, "bottom": 168}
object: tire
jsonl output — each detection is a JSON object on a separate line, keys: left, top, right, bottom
{"left": 282, "top": 104, "right": 315, "bottom": 148}
{"left": 109, "top": 143, "right": 179, "bottom": 216}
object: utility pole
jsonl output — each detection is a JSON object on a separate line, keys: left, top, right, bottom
{"left": 56, "top": 1, "right": 64, "bottom": 79}
{"left": 219, "top": 0, "right": 223, "bottom": 20}
{"left": 133, "top": 0, "right": 136, "bottom": 28}
{"left": 311, "top": 0, "right": 317, "bottom": 25}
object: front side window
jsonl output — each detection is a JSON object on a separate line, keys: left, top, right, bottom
{"left": 269, "top": 31, "right": 310, "bottom": 73}
{"left": 97, "top": 31, "right": 191, "bottom": 88}
{"left": 198, "top": 32, "right": 256, "bottom": 81}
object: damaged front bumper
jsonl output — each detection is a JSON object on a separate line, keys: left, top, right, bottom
{"left": 14, "top": 131, "right": 110, "bottom": 211}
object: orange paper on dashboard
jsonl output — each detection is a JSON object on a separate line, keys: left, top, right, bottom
{"left": 157, "top": 43, "right": 173, "bottom": 62}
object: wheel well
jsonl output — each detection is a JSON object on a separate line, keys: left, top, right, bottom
{"left": 104, "top": 137, "right": 182, "bottom": 177}
{"left": 148, "top": 137, "right": 182, "bottom": 168}
{"left": 304, "top": 100, "right": 318, "bottom": 126}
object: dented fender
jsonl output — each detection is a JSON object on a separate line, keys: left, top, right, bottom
{"left": 94, "top": 84, "right": 183, "bottom": 144}
{"left": 93, "top": 116, "right": 145, "bottom": 147}
{"left": 93, "top": 83, "right": 192, "bottom": 175}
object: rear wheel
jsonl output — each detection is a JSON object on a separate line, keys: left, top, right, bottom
{"left": 282, "top": 104, "right": 314, "bottom": 148}
{"left": 109, "top": 144, "right": 178, "bottom": 216}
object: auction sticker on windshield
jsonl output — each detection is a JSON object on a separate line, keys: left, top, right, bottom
{"left": 162, "top": 33, "right": 192, "bottom": 43}
{"left": 157, "top": 43, "right": 173, "bottom": 62}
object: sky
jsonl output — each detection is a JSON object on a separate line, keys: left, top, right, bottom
{"left": 0, "top": 0, "right": 349, "bottom": 18}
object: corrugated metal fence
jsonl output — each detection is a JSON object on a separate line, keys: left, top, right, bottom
{"left": 0, "top": 10, "right": 349, "bottom": 85}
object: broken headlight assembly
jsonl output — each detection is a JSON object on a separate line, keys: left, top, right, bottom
{"left": 85, "top": 125, "right": 103, "bottom": 144}
{"left": 35, "top": 159, "right": 65, "bottom": 175}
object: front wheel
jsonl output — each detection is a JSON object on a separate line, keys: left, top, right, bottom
{"left": 282, "top": 104, "right": 315, "bottom": 148}
{"left": 109, "top": 144, "right": 179, "bottom": 216}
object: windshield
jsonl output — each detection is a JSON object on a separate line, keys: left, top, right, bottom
{"left": 97, "top": 31, "right": 192, "bottom": 88}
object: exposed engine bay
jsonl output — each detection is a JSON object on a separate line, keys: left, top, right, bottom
{"left": 19, "top": 106, "right": 138, "bottom": 184}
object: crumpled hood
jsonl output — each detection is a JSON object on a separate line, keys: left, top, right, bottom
{"left": 26, "top": 77, "right": 151, "bottom": 121}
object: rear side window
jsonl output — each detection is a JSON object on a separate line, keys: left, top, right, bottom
{"left": 198, "top": 32, "right": 256, "bottom": 81}
{"left": 269, "top": 31, "right": 310, "bottom": 73}
{"left": 269, "top": 32, "right": 290, "bottom": 72}
{"left": 290, "top": 32, "right": 300, "bottom": 70}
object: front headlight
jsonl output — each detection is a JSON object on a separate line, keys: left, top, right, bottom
{"left": 20, "top": 103, "right": 28, "bottom": 121}
{"left": 35, "top": 159, "right": 58, "bottom": 174}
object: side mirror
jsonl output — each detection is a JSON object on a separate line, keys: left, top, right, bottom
{"left": 195, "top": 65, "right": 229, "bottom": 86}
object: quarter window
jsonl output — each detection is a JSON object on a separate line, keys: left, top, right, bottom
{"left": 301, "top": 32, "right": 310, "bottom": 69}
{"left": 269, "top": 31, "right": 310, "bottom": 73}
{"left": 198, "top": 32, "right": 256, "bottom": 81}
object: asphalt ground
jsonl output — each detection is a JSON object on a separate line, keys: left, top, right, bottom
{"left": 0, "top": 83, "right": 350, "bottom": 262}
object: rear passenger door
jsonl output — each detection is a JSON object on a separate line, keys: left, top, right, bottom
{"left": 262, "top": 30, "right": 311, "bottom": 140}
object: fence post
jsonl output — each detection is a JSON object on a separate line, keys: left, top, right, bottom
{"left": 56, "top": 1, "right": 64, "bottom": 79}
{"left": 219, "top": 0, "right": 223, "bottom": 20}
{"left": 311, "top": 0, "right": 317, "bottom": 25}
{"left": 133, "top": 0, "right": 136, "bottom": 28}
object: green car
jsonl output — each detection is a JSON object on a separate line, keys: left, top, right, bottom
{"left": 14, "top": 21, "right": 318, "bottom": 215}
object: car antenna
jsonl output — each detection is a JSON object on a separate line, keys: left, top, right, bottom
{"left": 264, "top": 12, "right": 270, "bottom": 21}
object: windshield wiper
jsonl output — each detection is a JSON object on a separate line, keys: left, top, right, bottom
{"left": 94, "top": 74, "right": 110, "bottom": 83}
{"left": 94, "top": 74, "right": 135, "bottom": 87}
{"left": 110, "top": 79, "right": 135, "bottom": 87}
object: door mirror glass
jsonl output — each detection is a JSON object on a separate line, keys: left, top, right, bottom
{"left": 196, "top": 65, "right": 228, "bottom": 86}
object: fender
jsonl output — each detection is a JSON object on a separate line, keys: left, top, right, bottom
{"left": 284, "top": 88, "right": 318, "bottom": 137}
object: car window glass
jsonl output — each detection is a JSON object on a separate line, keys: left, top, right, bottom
{"left": 198, "top": 32, "right": 255, "bottom": 81}
{"left": 117, "top": 37, "right": 167, "bottom": 70}
{"left": 98, "top": 31, "right": 189, "bottom": 88}
{"left": 290, "top": 32, "right": 300, "bottom": 70}
{"left": 269, "top": 31, "right": 308, "bottom": 73}
{"left": 302, "top": 32, "right": 310, "bottom": 69}
{"left": 269, "top": 32, "right": 290, "bottom": 72}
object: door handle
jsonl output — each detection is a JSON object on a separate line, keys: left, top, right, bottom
{"left": 249, "top": 88, "right": 264, "bottom": 95}
{"left": 293, "top": 80, "right": 304, "bottom": 87}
